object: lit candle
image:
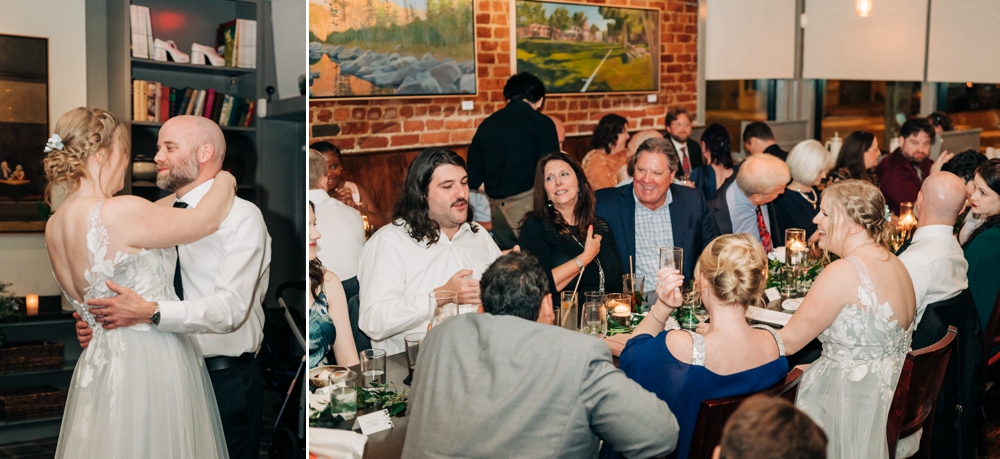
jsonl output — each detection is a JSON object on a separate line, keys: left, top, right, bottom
{"left": 789, "top": 241, "right": 806, "bottom": 252}
{"left": 898, "top": 214, "right": 917, "bottom": 228}
{"left": 26, "top": 294, "right": 38, "bottom": 315}
{"left": 612, "top": 303, "right": 630, "bottom": 318}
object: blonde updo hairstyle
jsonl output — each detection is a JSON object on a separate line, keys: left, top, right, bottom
{"left": 820, "top": 179, "right": 892, "bottom": 250}
{"left": 43, "top": 107, "right": 130, "bottom": 205}
{"left": 694, "top": 233, "right": 768, "bottom": 307}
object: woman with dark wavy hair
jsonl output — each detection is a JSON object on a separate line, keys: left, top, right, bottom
{"left": 688, "top": 123, "right": 735, "bottom": 200}
{"left": 308, "top": 201, "right": 359, "bottom": 368}
{"left": 828, "top": 130, "right": 880, "bottom": 185}
{"left": 962, "top": 159, "right": 1000, "bottom": 330}
{"left": 582, "top": 114, "right": 630, "bottom": 190}
{"left": 519, "top": 152, "right": 622, "bottom": 305}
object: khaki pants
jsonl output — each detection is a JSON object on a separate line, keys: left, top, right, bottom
{"left": 489, "top": 188, "right": 533, "bottom": 250}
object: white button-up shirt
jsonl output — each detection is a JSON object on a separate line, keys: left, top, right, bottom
{"left": 358, "top": 221, "right": 501, "bottom": 354}
{"left": 898, "top": 224, "right": 968, "bottom": 326}
{"left": 309, "top": 189, "right": 365, "bottom": 280}
{"left": 158, "top": 179, "right": 272, "bottom": 358}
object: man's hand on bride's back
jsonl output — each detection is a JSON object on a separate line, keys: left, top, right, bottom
{"left": 73, "top": 313, "right": 93, "bottom": 348}
{"left": 85, "top": 280, "right": 158, "bottom": 330}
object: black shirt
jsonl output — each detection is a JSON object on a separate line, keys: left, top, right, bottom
{"left": 467, "top": 101, "right": 560, "bottom": 199}
{"left": 773, "top": 187, "right": 820, "bottom": 239}
{"left": 518, "top": 215, "right": 623, "bottom": 302}
{"left": 764, "top": 143, "right": 788, "bottom": 161}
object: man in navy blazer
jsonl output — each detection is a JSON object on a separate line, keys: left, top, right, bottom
{"left": 596, "top": 138, "right": 720, "bottom": 285}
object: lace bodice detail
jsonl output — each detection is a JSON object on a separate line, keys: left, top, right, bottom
{"left": 67, "top": 201, "right": 179, "bottom": 331}
{"left": 816, "top": 257, "right": 913, "bottom": 371}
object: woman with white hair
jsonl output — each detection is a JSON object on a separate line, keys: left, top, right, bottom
{"left": 773, "top": 139, "right": 834, "bottom": 242}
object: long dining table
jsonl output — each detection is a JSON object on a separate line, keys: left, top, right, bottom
{"left": 310, "top": 352, "right": 410, "bottom": 459}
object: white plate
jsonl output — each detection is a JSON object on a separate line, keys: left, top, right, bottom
{"left": 746, "top": 306, "right": 792, "bottom": 327}
{"left": 782, "top": 298, "right": 803, "bottom": 311}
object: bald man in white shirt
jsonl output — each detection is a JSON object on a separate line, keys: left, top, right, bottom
{"left": 78, "top": 116, "right": 271, "bottom": 459}
{"left": 897, "top": 172, "right": 969, "bottom": 330}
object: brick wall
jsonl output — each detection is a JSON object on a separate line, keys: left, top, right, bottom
{"left": 309, "top": 0, "right": 699, "bottom": 153}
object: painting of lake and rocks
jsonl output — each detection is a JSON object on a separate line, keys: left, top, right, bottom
{"left": 515, "top": 0, "right": 657, "bottom": 94}
{"left": 309, "top": 0, "right": 476, "bottom": 98}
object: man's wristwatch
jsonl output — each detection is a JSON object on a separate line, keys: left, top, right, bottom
{"left": 150, "top": 303, "right": 160, "bottom": 326}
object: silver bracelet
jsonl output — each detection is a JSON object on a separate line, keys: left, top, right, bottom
{"left": 573, "top": 257, "right": 584, "bottom": 272}
{"left": 650, "top": 306, "right": 668, "bottom": 325}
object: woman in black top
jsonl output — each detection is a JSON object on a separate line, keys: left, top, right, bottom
{"left": 774, "top": 140, "right": 834, "bottom": 242}
{"left": 519, "top": 152, "right": 622, "bottom": 304}
{"left": 827, "top": 130, "right": 880, "bottom": 186}
{"left": 688, "top": 123, "right": 735, "bottom": 201}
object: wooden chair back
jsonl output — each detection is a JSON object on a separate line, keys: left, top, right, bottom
{"left": 686, "top": 368, "right": 803, "bottom": 459}
{"left": 887, "top": 326, "right": 957, "bottom": 459}
{"left": 983, "top": 289, "right": 1000, "bottom": 369}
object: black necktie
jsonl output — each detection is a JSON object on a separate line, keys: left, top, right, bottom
{"left": 173, "top": 200, "right": 188, "bottom": 300}
{"left": 894, "top": 237, "right": 913, "bottom": 256}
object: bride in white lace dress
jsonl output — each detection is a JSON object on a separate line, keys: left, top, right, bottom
{"left": 778, "top": 180, "right": 916, "bottom": 459}
{"left": 43, "top": 108, "right": 236, "bottom": 458}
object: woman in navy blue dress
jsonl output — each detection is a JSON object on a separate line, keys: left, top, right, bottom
{"left": 602, "top": 233, "right": 788, "bottom": 459}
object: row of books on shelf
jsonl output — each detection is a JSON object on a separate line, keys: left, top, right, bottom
{"left": 132, "top": 80, "right": 255, "bottom": 128}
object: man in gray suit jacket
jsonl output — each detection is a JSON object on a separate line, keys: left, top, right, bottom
{"left": 402, "top": 252, "right": 679, "bottom": 459}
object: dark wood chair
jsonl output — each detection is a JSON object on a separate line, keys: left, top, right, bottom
{"left": 977, "top": 289, "right": 1000, "bottom": 458}
{"left": 686, "top": 367, "right": 804, "bottom": 459}
{"left": 887, "top": 326, "right": 958, "bottom": 459}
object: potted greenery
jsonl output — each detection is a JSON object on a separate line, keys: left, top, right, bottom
{"left": 0, "top": 282, "right": 20, "bottom": 347}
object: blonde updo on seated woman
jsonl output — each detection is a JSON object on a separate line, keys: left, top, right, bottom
{"left": 693, "top": 233, "right": 769, "bottom": 307}
{"left": 602, "top": 233, "right": 789, "bottom": 459}
{"left": 778, "top": 179, "right": 915, "bottom": 459}
{"left": 45, "top": 108, "right": 237, "bottom": 457}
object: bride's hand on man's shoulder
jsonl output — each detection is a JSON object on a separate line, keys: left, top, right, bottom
{"left": 215, "top": 170, "right": 237, "bottom": 191}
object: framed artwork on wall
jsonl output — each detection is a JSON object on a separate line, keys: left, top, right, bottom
{"left": 308, "top": 0, "right": 477, "bottom": 99}
{"left": 511, "top": 0, "right": 659, "bottom": 94}
{"left": 0, "top": 34, "right": 49, "bottom": 233}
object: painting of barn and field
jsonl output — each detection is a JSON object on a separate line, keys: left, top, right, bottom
{"left": 309, "top": 0, "right": 476, "bottom": 98}
{"left": 515, "top": 0, "right": 657, "bottom": 94}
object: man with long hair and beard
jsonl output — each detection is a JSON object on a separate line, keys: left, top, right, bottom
{"left": 357, "top": 148, "right": 503, "bottom": 353}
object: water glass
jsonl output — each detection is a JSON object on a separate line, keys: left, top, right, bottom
{"left": 328, "top": 369, "right": 358, "bottom": 420}
{"left": 360, "top": 349, "right": 387, "bottom": 387}
{"left": 428, "top": 291, "right": 459, "bottom": 329}
{"left": 659, "top": 247, "right": 683, "bottom": 272}
{"left": 580, "top": 302, "right": 607, "bottom": 338}
{"left": 584, "top": 291, "right": 603, "bottom": 304}
{"left": 622, "top": 274, "right": 645, "bottom": 312}
{"left": 559, "top": 291, "right": 578, "bottom": 331}
{"left": 404, "top": 332, "right": 425, "bottom": 378}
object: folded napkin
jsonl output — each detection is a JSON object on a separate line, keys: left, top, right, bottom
{"left": 746, "top": 306, "right": 792, "bottom": 327}
{"left": 309, "top": 428, "right": 367, "bottom": 459}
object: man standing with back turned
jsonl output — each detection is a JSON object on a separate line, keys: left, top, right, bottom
{"left": 467, "top": 72, "right": 559, "bottom": 249}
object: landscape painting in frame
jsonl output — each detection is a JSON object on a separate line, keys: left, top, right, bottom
{"left": 309, "top": 0, "right": 476, "bottom": 98}
{"left": 514, "top": 0, "right": 658, "bottom": 94}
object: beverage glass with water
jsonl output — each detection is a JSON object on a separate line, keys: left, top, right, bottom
{"left": 360, "top": 349, "right": 386, "bottom": 386}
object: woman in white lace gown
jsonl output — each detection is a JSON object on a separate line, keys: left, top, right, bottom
{"left": 43, "top": 108, "right": 236, "bottom": 458}
{"left": 778, "top": 180, "right": 916, "bottom": 459}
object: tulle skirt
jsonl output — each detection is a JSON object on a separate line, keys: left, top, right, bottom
{"left": 54, "top": 325, "right": 228, "bottom": 459}
{"left": 796, "top": 355, "right": 904, "bottom": 459}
